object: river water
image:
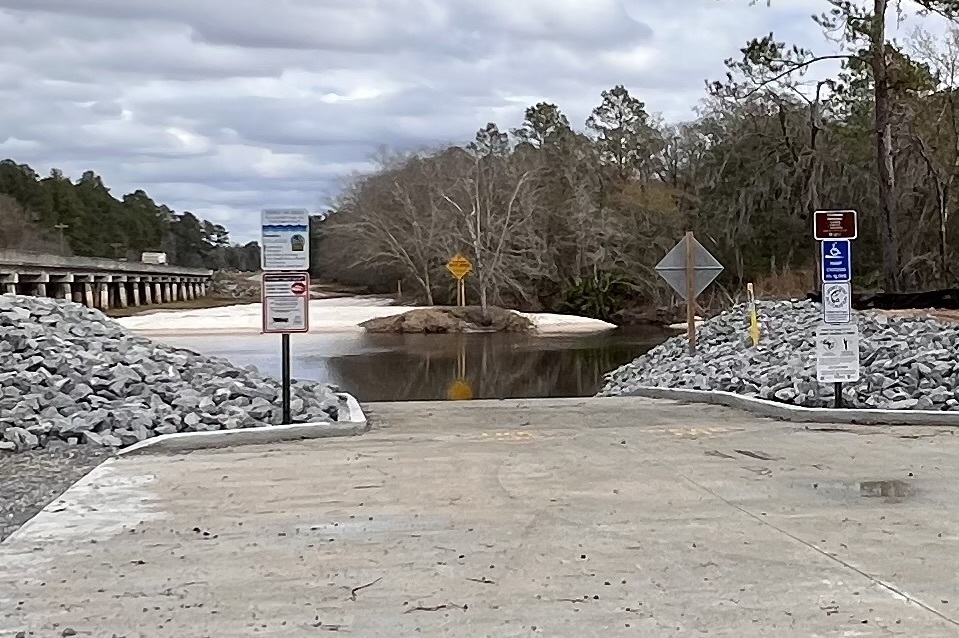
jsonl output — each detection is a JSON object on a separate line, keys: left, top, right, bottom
{"left": 160, "top": 328, "right": 669, "bottom": 402}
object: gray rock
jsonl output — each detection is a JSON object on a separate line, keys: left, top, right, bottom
{"left": 930, "top": 388, "right": 951, "bottom": 404}
{"left": 113, "top": 429, "right": 141, "bottom": 447}
{"left": 773, "top": 387, "right": 797, "bottom": 402}
{"left": 0, "top": 295, "right": 340, "bottom": 453}
{"left": 172, "top": 392, "right": 202, "bottom": 409}
{"left": 100, "top": 434, "right": 123, "bottom": 447}
{"left": 3, "top": 427, "right": 39, "bottom": 451}
{"left": 600, "top": 299, "right": 959, "bottom": 414}
{"left": 70, "top": 383, "right": 94, "bottom": 400}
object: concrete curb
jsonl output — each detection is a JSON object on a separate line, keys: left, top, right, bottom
{"left": 117, "top": 392, "right": 369, "bottom": 456}
{"left": 625, "top": 386, "right": 959, "bottom": 426}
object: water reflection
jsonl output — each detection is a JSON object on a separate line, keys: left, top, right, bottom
{"left": 160, "top": 328, "right": 667, "bottom": 402}
{"left": 321, "top": 331, "right": 663, "bottom": 401}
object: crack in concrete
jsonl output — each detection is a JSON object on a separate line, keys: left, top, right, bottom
{"left": 666, "top": 464, "right": 959, "bottom": 628}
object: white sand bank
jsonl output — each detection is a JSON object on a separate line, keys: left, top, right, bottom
{"left": 117, "top": 297, "right": 616, "bottom": 336}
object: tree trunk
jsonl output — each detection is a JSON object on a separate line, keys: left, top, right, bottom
{"left": 424, "top": 269, "right": 434, "bottom": 305}
{"left": 808, "top": 85, "right": 823, "bottom": 291}
{"left": 871, "top": 0, "right": 902, "bottom": 292}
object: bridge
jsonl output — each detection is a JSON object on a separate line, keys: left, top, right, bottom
{"left": 0, "top": 250, "right": 213, "bottom": 311}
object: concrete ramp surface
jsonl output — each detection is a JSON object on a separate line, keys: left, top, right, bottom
{"left": 2, "top": 398, "right": 959, "bottom": 636}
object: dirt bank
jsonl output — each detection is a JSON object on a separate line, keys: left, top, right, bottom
{"left": 360, "top": 306, "right": 533, "bottom": 334}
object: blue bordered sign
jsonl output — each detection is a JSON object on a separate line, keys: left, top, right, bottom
{"left": 821, "top": 239, "right": 851, "bottom": 283}
{"left": 261, "top": 208, "right": 310, "bottom": 271}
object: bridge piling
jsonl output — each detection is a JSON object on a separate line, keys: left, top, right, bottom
{"left": 0, "top": 250, "right": 213, "bottom": 310}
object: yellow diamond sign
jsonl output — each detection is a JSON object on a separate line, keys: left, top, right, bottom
{"left": 447, "top": 253, "right": 473, "bottom": 280}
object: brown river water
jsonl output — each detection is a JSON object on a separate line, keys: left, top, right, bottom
{"left": 159, "top": 328, "right": 670, "bottom": 402}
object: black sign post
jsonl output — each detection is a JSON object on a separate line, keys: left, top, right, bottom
{"left": 814, "top": 210, "right": 858, "bottom": 409}
{"left": 281, "top": 333, "right": 292, "bottom": 424}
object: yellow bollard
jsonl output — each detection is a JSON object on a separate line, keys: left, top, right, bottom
{"left": 747, "top": 283, "right": 760, "bottom": 346}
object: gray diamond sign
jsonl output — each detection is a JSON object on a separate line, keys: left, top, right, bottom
{"left": 655, "top": 234, "right": 724, "bottom": 300}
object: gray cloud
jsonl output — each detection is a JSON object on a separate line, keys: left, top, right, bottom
{"left": 0, "top": 0, "right": 863, "bottom": 242}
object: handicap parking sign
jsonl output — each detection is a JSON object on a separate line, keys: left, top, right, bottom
{"left": 821, "top": 240, "right": 851, "bottom": 282}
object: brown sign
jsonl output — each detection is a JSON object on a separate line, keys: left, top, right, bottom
{"left": 814, "top": 210, "right": 857, "bottom": 240}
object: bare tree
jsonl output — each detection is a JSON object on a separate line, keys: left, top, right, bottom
{"left": 439, "top": 127, "right": 539, "bottom": 313}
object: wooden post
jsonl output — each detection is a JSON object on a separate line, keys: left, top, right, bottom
{"left": 396, "top": 280, "right": 402, "bottom": 301}
{"left": 685, "top": 231, "right": 696, "bottom": 355}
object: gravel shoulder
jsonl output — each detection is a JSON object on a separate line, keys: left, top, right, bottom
{"left": 0, "top": 445, "right": 113, "bottom": 542}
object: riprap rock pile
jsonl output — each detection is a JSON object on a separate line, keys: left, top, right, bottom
{"left": 1, "top": 295, "right": 339, "bottom": 452}
{"left": 601, "top": 300, "right": 959, "bottom": 411}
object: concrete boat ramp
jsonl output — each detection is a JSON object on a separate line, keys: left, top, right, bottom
{"left": 2, "top": 397, "right": 959, "bottom": 637}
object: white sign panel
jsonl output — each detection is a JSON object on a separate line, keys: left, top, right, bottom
{"left": 262, "top": 272, "right": 310, "bottom": 333}
{"left": 816, "top": 324, "right": 860, "bottom": 383}
{"left": 822, "top": 282, "right": 852, "bottom": 324}
{"left": 261, "top": 208, "right": 310, "bottom": 271}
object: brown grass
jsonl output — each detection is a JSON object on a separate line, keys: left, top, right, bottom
{"left": 751, "top": 269, "right": 815, "bottom": 299}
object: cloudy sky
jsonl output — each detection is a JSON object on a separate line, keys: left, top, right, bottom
{"left": 0, "top": 0, "right": 942, "bottom": 242}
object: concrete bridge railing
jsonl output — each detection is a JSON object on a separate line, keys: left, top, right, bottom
{"left": 0, "top": 250, "right": 214, "bottom": 311}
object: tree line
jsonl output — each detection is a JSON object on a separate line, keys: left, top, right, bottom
{"left": 316, "top": 0, "right": 959, "bottom": 320}
{"left": 0, "top": 160, "right": 260, "bottom": 271}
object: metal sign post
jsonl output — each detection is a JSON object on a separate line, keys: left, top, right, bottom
{"left": 261, "top": 208, "right": 311, "bottom": 423}
{"left": 814, "top": 210, "right": 858, "bottom": 408}
{"left": 447, "top": 254, "right": 473, "bottom": 307}
{"left": 261, "top": 272, "right": 310, "bottom": 424}
{"left": 684, "top": 231, "right": 696, "bottom": 354}
{"left": 655, "top": 232, "right": 724, "bottom": 355}
{"left": 281, "top": 333, "right": 291, "bottom": 423}
{"left": 816, "top": 324, "right": 860, "bottom": 408}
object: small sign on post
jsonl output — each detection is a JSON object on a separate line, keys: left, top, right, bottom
{"left": 814, "top": 210, "right": 858, "bottom": 240}
{"left": 822, "top": 282, "right": 852, "bottom": 324}
{"left": 821, "top": 240, "right": 852, "bottom": 282}
{"left": 447, "top": 253, "right": 473, "bottom": 307}
{"left": 816, "top": 324, "right": 860, "bottom": 410}
{"left": 261, "top": 209, "right": 310, "bottom": 271}
{"left": 814, "top": 209, "right": 857, "bottom": 407}
{"left": 260, "top": 207, "right": 311, "bottom": 426}
{"left": 655, "top": 232, "right": 724, "bottom": 355}
{"left": 261, "top": 271, "right": 310, "bottom": 424}
{"left": 262, "top": 272, "right": 310, "bottom": 334}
